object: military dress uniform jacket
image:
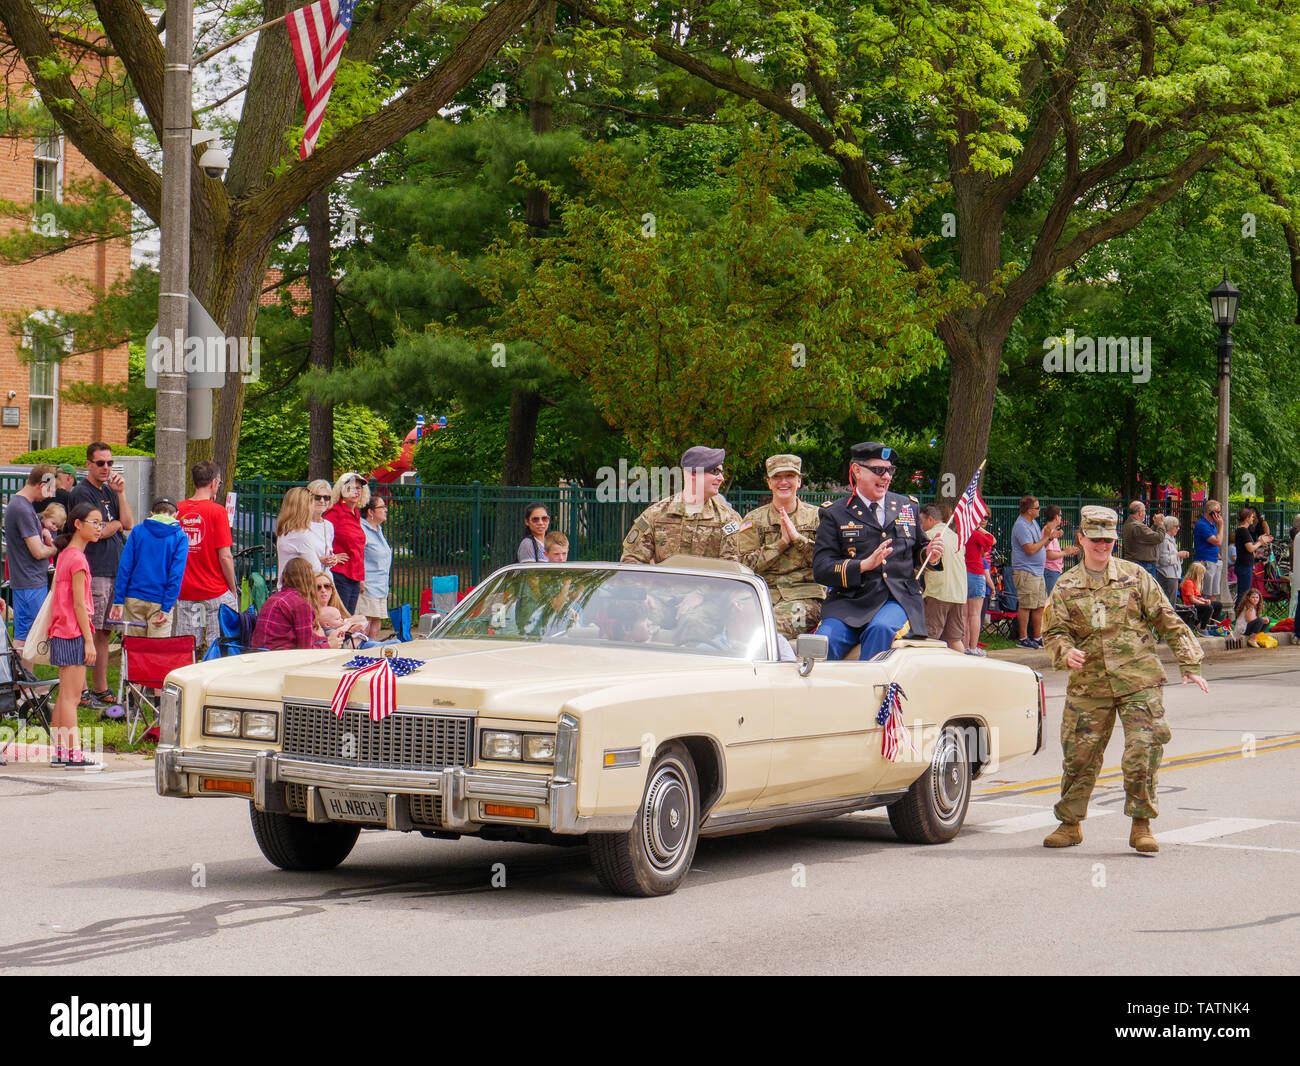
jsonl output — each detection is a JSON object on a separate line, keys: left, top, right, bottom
{"left": 1042, "top": 557, "right": 1203, "bottom": 699}
{"left": 736, "top": 501, "right": 825, "bottom": 603}
{"left": 620, "top": 493, "right": 747, "bottom": 565}
{"left": 812, "top": 490, "right": 935, "bottom": 637}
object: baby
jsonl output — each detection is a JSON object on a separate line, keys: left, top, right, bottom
{"left": 41, "top": 502, "right": 66, "bottom": 539}
{"left": 318, "top": 605, "right": 367, "bottom": 645}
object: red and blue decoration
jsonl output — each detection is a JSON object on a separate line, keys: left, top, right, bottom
{"left": 331, "top": 654, "right": 425, "bottom": 722}
{"left": 875, "top": 682, "right": 917, "bottom": 762}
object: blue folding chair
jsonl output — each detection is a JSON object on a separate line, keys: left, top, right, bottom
{"left": 202, "top": 603, "right": 262, "bottom": 660}
{"left": 388, "top": 603, "right": 412, "bottom": 642}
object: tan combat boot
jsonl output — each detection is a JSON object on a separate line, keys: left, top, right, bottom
{"left": 1130, "top": 818, "right": 1159, "bottom": 853}
{"left": 1043, "top": 822, "right": 1083, "bottom": 848}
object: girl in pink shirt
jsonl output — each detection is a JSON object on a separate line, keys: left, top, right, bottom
{"left": 48, "top": 503, "right": 102, "bottom": 767}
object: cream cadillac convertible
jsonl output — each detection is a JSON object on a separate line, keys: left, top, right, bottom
{"left": 155, "top": 558, "right": 1044, "bottom": 896}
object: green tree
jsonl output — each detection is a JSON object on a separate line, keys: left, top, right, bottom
{"left": 568, "top": 0, "right": 1300, "bottom": 501}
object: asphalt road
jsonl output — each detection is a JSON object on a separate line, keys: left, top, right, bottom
{"left": 2, "top": 650, "right": 1297, "bottom": 976}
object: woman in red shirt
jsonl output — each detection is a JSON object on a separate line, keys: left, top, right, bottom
{"left": 963, "top": 516, "right": 997, "bottom": 656}
{"left": 252, "top": 559, "right": 344, "bottom": 651}
{"left": 323, "top": 472, "right": 368, "bottom": 615}
{"left": 47, "top": 503, "right": 102, "bottom": 766}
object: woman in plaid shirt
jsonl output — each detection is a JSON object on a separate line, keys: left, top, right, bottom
{"left": 253, "top": 559, "right": 345, "bottom": 650}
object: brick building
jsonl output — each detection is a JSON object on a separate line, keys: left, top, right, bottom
{"left": 0, "top": 67, "right": 130, "bottom": 462}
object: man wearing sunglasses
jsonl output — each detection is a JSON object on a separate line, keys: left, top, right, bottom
{"left": 813, "top": 441, "right": 943, "bottom": 660}
{"left": 68, "top": 442, "right": 134, "bottom": 705}
{"left": 620, "top": 445, "right": 747, "bottom": 566}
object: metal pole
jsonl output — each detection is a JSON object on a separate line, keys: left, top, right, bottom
{"left": 1215, "top": 324, "right": 1232, "bottom": 615}
{"left": 155, "top": 0, "right": 193, "bottom": 502}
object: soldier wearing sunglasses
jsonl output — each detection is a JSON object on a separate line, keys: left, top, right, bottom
{"left": 813, "top": 441, "right": 942, "bottom": 660}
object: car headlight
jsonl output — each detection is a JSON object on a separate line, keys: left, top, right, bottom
{"left": 482, "top": 730, "right": 522, "bottom": 761}
{"left": 160, "top": 683, "right": 182, "bottom": 746}
{"left": 523, "top": 734, "right": 556, "bottom": 762}
{"left": 204, "top": 708, "right": 241, "bottom": 737}
{"left": 242, "top": 712, "right": 279, "bottom": 742}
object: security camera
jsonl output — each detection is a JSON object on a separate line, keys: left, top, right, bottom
{"left": 199, "top": 147, "right": 229, "bottom": 179}
{"left": 6, "top": 390, "right": 15, "bottom": 399}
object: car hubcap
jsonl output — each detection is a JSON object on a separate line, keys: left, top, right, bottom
{"left": 643, "top": 764, "right": 690, "bottom": 870}
{"left": 932, "top": 731, "right": 967, "bottom": 821}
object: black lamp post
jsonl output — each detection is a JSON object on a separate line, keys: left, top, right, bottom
{"left": 1208, "top": 273, "right": 1240, "bottom": 613}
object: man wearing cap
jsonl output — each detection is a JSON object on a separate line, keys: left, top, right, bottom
{"left": 620, "top": 446, "right": 748, "bottom": 565}
{"left": 1041, "top": 506, "right": 1208, "bottom": 854}
{"left": 812, "top": 442, "right": 943, "bottom": 660}
{"left": 737, "top": 454, "right": 824, "bottom": 639}
{"left": 35, "top": 462, "right": 77, "bottom": 519}
{"left": 109, "top": 497, "right": 189, "bottom": 638}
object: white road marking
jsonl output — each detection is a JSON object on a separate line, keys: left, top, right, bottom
{"left": 972, "top": 808, "right": 1115, "bottom": 834}
{"left": 1158, "top": 817, "right": 1277, "bottom": 844}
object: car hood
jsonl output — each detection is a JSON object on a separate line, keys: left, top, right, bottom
{"left": 186, "top": 640, "right": 745, "bottom": 722}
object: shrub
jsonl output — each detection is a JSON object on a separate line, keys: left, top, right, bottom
{"left": 13, "top": 443, "right": 153, "bottom": 465}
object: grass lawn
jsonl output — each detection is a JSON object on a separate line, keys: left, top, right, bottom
{"left": 12, "top": 655, "right": 158, "bottom": 756}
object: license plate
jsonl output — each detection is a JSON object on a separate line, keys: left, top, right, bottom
{"left": 320, "top": 789, "right": 386, "bottom": 824}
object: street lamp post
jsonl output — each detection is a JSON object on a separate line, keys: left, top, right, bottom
{"left": 155, "top": 0, "right": 195, "bottom": 502}
{"left": 1208, "top": 273, "right": 1240, "bottom": 615}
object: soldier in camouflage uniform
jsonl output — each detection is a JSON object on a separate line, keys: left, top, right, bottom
{"left": 620, "top": 446, "right": 748, "bottom": 645}
{"left": 620, "top": 446, "right": 748, "bottom": 565}
{"left": 736, "top": 454, "right": 824, "bottom": 640}
{"left": 1041, "top": 506, "right": 1209, "bottom": 854}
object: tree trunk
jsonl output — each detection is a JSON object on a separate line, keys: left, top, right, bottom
{"left": 503, "top": 387, "right": 541, "bottom": 485}
{"left": 307, "top": 187, "right": 335, "bottom": 481}
{"left": 935, "top": 321, "right": 1005, "bottom": 509}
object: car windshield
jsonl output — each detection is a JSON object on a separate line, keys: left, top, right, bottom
{"left": 436, "top": 567, "right": 771, "bottom": 658}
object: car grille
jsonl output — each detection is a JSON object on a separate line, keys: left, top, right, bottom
{"left": 281, "top": 702, "right": 473, "bottom": 771}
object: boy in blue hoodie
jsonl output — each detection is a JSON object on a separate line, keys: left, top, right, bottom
{"left": 108, "top": 497, "right": 189, "bottom": 638}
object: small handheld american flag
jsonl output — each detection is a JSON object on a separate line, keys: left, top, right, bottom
{"left": 950, "top": 464, "right": 990, "bottom": 551}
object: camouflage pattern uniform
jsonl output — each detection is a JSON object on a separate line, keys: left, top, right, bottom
{"left": 737, "top": 500, "right": 824, "bottom": 639}
{"left": 1042, "top": 555, "right": 1204, "bottom": 823}
{"left": 619, "top": 493, "right": 747, "bottom": 565}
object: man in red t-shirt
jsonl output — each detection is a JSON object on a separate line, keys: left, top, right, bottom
{"left": 174, "top": 460, "right": 238, "bottom": 653}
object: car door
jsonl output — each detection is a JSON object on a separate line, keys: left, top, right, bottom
{"left": 751, "top": 659, "right": 893, "bottom": 806}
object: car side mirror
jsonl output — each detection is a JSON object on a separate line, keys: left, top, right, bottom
{"left": 795, "top": 633, "right": 829, "bottom": 676}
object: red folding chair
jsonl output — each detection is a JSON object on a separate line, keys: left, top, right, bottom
{"left": 121, "top": 635, "right": 196, "bottom": 743}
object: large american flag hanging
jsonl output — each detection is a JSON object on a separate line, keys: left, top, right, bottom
{"left": 287, "top": 0, "right": 356, "bottom": 159}
{"left": 950, "top": 465, "right": 990, "bottom": 550}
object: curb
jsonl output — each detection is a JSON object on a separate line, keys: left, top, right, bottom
{"left": 987, "top": 635, "right": 1300, "bottom": 670}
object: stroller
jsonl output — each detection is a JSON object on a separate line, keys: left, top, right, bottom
{"left": 981, "top": 564, "right": 1019, "bottom": 641}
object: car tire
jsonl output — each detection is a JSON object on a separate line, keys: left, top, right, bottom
{"left": 887, "top": 723, "right": 971, "bottom": 844}
{"left": 249, "top": 805, "right": 360, "bottom": 871}
{"left": 589, "top": 741, "right": 699, "bottom": 897}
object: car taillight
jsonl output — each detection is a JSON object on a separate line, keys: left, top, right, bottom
{"left": 1037, "top": 672, "right": 1046, "bottom": 720}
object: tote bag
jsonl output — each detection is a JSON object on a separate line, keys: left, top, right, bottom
{"left": 20, "top": 591, "right": 55, "bottom": 668}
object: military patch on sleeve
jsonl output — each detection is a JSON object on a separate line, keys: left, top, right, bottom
{"left": 722, "top": 519, "right": 751, "bottom": 536}
{"left": 821, "top": 499, "right": 834, "bottom": 507}
{"left": 908, "top": 494, "right": 919, "bottom": 504}
{"left": 625, "top": 528, "right": 640, "bottom": 545}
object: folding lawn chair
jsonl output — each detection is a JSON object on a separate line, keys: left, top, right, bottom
{"left": 388, "top": 603, "right": 412, "bottom": 642}
{"left": 0, "top": 628, "right": 58, "bottom": 765}
{"left": 428, "top": 574, "right": 460, "bottom": 614}
{"left": 202, "top": 603, "right": 262, "bottom": 661}
{"left": 981, "top": 566, "right": 1019, "bottom": 641}
{"left": 121, "top": 634, "right": 196, "bottom": 743}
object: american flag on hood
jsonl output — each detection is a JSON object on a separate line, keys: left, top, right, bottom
{"left": 287, "top": 0, "right": 356, "bottom": 159}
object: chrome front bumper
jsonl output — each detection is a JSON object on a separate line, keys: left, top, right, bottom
{"left": 155, "top": 746, "right": 632, "bottom": 834}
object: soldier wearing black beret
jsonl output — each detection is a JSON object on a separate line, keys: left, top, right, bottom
{"left": 812, "top": 442, "right": 943, "bottom": 659}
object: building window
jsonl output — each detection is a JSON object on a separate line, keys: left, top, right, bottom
{"left": 33, "top": 133, "right": 63, "bottom": 234}
{"left": 25, "top": 321, "right": 64, "bottom": 452}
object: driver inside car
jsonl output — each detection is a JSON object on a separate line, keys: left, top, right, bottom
{"left": 696, "top": 589, "right": 796, "bottom": 660}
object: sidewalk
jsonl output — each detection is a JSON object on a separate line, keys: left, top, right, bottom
{"left": 988, "top": 633, "right": 1300, "bottom": 671}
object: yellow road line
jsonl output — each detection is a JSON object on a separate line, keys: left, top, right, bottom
{"left": 977, "top": 735, "right": 1300, "bottom": 798}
